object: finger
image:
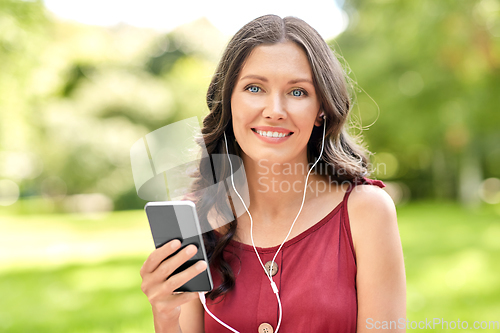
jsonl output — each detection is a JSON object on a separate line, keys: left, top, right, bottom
{"left": 153, "top": 244, "right": 200, "bottom": 283}
{"left": 141, "top": 239, "right": 182, "bottom": 276}
{"left": 164, "top": 260, "right": 208, "bottom": 292}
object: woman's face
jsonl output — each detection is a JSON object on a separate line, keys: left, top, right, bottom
{"left": 230, "top": 41, "right": 323, "bottom": 166}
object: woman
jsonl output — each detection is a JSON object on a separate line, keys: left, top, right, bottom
{"left": 140, "top": 14, "right": 406, "bottom": 333}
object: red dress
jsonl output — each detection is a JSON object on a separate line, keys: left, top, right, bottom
{"left": 204, "top": 177, "right": 386, "bottom": 333}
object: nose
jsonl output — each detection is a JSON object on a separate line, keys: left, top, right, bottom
{"left": 262, "top": 92, "right": 287, "bottom": 120}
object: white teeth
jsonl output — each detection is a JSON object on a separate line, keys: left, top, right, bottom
{"left": 256, "top": 130, "right": 291, "bottom": 138}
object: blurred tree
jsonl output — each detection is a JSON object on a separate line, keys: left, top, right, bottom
{"left": 335, "top": 0, "right": 500, "bottom": 204}
{"left": 0, "top": 0, "right": 48, "bottom": 151}
{"left": 0, "top": 5, "right": 220, "bottom": 212}
{"left": 60, "top": 63, "right": 96, "bottom": 97}
{"left": 6, "top": 0, "right": 497, "bottom": 212}
{"left": 145, "top": 34, "right": 188, "bottom": 76}
{"left": 0, "top": 0, "right": 50, "bottom": 204}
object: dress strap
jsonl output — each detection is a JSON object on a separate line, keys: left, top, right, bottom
{"left": 342, "top": 176, "right": 386, "bottom": 202}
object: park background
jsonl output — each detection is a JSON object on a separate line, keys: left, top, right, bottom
{"left": 0, "top": 0, "right": 499, "bottom": 331}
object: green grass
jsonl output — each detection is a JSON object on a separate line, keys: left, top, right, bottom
{"left": 0, "top": 258, "right": 154, "bottom": 333}
{"left": 1, "top": 201, "right": 499, "bottom": 332}
{"left": 398, "top": 201, "right": 500, "bottom": 331}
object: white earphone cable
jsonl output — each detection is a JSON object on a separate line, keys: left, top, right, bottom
{"left": 201, "top": 116, "right": 326, "bottom": 333}
{"left": 199, "top": 292, "right": 240, "bottom": 333}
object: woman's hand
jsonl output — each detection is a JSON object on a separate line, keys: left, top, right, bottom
{"left": 140, "top": 239, "right": 208, "bottom": 333}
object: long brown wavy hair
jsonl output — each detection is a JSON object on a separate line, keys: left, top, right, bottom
{"left": 190, "top": 14, "right": 373, "bottom": 301}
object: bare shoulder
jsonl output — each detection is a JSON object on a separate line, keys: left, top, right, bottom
{"left": 346, "top": 184, "right": 398, "bottom": 251}
{"left": 348, "top": 183, "right": 394, "bottom": 206}
{"left": 347, "top": 184, "right": 406, "bottom": 330}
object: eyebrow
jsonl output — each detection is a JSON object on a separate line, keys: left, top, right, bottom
{"left": 240, "top": 74, "right": 313, "bottom": 85}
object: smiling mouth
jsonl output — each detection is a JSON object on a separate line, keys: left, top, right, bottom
{"left": 251, "top": 128, "right": 294, "bottom": 138}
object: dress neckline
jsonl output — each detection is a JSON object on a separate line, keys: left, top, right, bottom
{"left": 213, "top": 195, "right": 345, "bottom": 253}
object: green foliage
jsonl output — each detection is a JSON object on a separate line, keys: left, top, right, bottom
{"left": 1, "top": 0, "right": 498, "bottom": 212}
{"left": 335, "top": 0, "right": 500, "bottom": 200}
{"left": 60, "top": 63, "right": 96, "bottom": 97}
{"left": 0, "top": 5, "right": 216, "bottom": 211}
{"left": 145, "top": 34, "right": 189, "bottom": 76}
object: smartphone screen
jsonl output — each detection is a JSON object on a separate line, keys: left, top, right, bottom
{"left": 145, "top": 201, "right": 213, "bottom": 292}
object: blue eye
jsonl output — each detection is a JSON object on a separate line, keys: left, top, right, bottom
{"left": 247, "top": 86, "right": 261, "bottom": 93}
{"left": 292, "top": 89, "right": 305, "bottom": 97}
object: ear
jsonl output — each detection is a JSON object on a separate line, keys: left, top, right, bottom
{"left": 314, "top": 111, "right": 325, "bottom": 127}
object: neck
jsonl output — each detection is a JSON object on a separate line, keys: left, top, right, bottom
{"left": 234, "top": 154, "right": 325, "bottom": 224}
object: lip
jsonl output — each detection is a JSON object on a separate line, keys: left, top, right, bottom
{"left": 251, "top": 128, "right": 293, "bottom": 144}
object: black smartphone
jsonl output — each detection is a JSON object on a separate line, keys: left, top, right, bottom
{"left": 144, "top": 201, "right": 213, "bottom": 293}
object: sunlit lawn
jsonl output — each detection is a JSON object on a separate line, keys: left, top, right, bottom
{"left": 0, "top": 257, "right": 153, "bottom": 332}
{"left": 400, "top": 202, "right": 500, "bottom": 330}
{"left": 0, "top": 202, "right": 499, "bottom": 332}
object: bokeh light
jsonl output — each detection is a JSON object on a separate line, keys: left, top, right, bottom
{"left": 0, "top": 151, "right": 43, "bottom": 180}
{"left": 383, "top": 181, "right": 411, "bottom": 206}
{"left": 373, "top": 152, "right": 399, "bottom": 179}
{"left": 41, "top": 176, "right": 67, "bottom": 200}
{"left": 479, "top": 177, "right": 500, "bottom": 204}
{"left": 398, "top": 71, "right": 424, "bottom": 96}
{"left": 0, "top": 179, "right": 20, "bottom": 206}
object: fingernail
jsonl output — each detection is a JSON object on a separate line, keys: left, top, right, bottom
{"left": 171, "top": 239, "right": 181, "bottom": 249}
{"left": 186, "top": 245, "right": 197, "bottom": 255}
{"left": 195, "top": 261, "right": 207, "bottom": 270}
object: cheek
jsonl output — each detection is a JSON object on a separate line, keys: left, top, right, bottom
{"left": 233, "top": 94, "right": 257, "bottom": 113}
{"left": 231, "top": 95, "right": 257, "bottom": 126}
{"left": 230, "top": 108, "right": 249, "bottom": 139}
{"left": 231, "top": 94, "right": 245, "bottom": 119}
{"left": 288, "top": 98, "right": 320, "bottom": 117}
{"left": 290, "top": 107, "right": 317, "bottom": 127}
